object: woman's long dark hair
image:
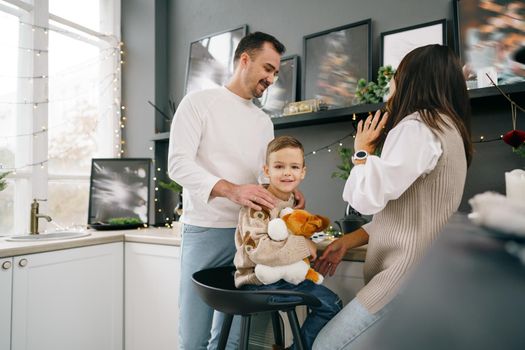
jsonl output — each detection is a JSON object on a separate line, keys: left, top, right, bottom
{"left": 380, "top": 44, "right": 473, "bottom": 165}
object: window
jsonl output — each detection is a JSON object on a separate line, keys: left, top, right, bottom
{"left": 0, "top": 0, "right": 121, "bottom": 235}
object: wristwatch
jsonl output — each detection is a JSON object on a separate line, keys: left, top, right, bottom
{"left": 351, "top": 150, "right": 369, "bottom": 164}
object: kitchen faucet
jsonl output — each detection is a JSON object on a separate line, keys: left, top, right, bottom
{"left": 30, "top": 199, "right": 52, "bottom": 235}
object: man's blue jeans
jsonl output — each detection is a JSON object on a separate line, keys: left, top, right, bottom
{"left": 178, "top": 224, "right": 240, "bottom": 350}
{"left": 243, "top": 279, "right": 342, "bottom": 350}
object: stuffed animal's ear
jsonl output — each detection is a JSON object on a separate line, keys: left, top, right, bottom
{"left": 316, "top": 215, "right": 331, "bottom": 231}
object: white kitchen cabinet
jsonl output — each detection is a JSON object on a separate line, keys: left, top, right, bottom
{"left": 1, "top": 257, "right": 13, "bottom": 350}
{"left": 124, "top": 242, "right": 181, "bottom": 350}
{"left": 323, "top": 260, "right": 365, "bottom": 305}
{"left": 11, "top": 243, "right": 123, "bottom": 350}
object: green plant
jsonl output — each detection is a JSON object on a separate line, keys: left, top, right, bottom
{"left": 331, "top": 147, "right": 354, "bottom": 180}
{"left": 0, "top": 171, "right": 11, "bottom": 192}
{"left": 513, "top": 143, "right": 525, "bottom": 158}
{"left": 159, "top": 180, "right": 182, "bottom": 193}
{"left": 108, "top": 217, "right": 143, "bottom": 225}
{"left": 355, "top": 65, "right": 395, "bottom": 104}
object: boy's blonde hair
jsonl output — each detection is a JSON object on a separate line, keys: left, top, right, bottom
{"left": 266, "top": 136, "right": 305, "bottom": 165}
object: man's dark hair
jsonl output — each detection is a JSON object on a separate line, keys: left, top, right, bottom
{"left": 233, "top": 31, "right": 286, "bottom": 63}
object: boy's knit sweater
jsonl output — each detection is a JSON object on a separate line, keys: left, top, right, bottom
{"left": 233, "top": 195, "right": 311, "bottom": 288}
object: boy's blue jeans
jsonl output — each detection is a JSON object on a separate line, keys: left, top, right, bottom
{"left": 243, "top": 279, "right": 342, "bottom": 350}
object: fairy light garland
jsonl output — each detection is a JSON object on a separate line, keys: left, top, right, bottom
{"left": 0, "top": 19, "right": 126, "bottom": 171}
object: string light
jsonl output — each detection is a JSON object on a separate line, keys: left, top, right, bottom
{"left": 0, "top": 31, "right": 126, "bottom": 167}
{"left": 0, "top": 160, "right": 49, "bottom": 172}
{"left": 305, "top": 132, "right": 355, "bottom": 157}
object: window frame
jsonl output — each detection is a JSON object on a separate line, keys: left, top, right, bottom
{"left": 0, "top": 0, "right": 121, "bottom": 235}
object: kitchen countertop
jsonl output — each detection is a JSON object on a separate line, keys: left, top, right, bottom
{"left": 0, "top": 227, "right": 181, "bottom": 258}
{"left": 0, "top": 225, "right": 366, "bottom": 262}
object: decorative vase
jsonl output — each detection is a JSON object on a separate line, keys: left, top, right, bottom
{"left": 334, "top": 204, "right": 371, "bottom": 234}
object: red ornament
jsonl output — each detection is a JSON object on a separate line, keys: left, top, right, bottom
{"left": 502, "top": 130, "right": 525, "bottom": 148}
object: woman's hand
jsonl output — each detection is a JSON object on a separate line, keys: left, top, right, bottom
{"left": 314, "top": 228, "right": 368, "bottom": 276}
{"left": 354, "top": 109, "right": 389, "bottom": 154}
{"left": 314, "top": 237, "right": 349, "bottom": 276}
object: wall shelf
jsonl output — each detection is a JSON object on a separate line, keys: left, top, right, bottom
{"left": 467, "top": 81, "right": 525, "bottom": 99}
{"left": 271, "top": 82, "right": 525, "bottom": 130}
{"left": 152, "top": 132, "right": 170, "bottom": 141}
{"left": 272, "top": 102, "right": 384, "bottom": 129}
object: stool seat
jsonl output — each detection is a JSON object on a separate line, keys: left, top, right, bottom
{"left": 192, "top": 266, "right": 321, "bottom": 350}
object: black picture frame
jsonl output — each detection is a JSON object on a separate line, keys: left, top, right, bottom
{"left": 256, "top": 55, "right": 299, "bottom": 118}
{"left": 184, "top": 25, "right": 248, "bottom": 95}
{"left": 380, "top": 19, "right": 447, "bottom": 69}
{"left": 302, "top": 19, "right": 372, "bottom": 109}
{"left": 453, "top": 0, "right": 525, "bottom": 86}
{"left": 88, "top": 158, "right": 151, "bottom": 227}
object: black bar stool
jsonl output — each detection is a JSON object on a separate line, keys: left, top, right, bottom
{"left": 192, "top": 266, "right": 321, "bottom": 350}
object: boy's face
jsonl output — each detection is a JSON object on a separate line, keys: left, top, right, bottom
{"left": 264, "top": 147, "right": 306, "bottom": 196}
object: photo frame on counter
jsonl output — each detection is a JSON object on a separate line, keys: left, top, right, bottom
{"left": 88, "top": 158, "right": 151, "bottom": 229}
{"left": 184, "top": 25, "right": 248, "bottom": 95}
{"left": 302, "top": 19, "right": 371, "bottom": 110}
{"left": 256, "top": 55, "right": 299, "bottom": 118}
{"left": 380, "top": 19, "right": 447, "bottom": 69}
{"left": 453, "top": 0, "right": 525, "bottom": 86}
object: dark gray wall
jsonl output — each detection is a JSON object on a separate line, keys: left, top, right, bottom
{"left": 122, "top": 0, "right": 156, "bottom": 158}
{"left": 123, "top": 0, "right": 525, "bottom": 223}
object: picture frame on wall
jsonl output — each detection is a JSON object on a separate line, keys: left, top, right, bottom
{"left": 184, "top": 25, "right": 248, "bottom": 95}
{"left": 256, "top": 55, "right": 299, "bottom": 118}
{"left": 380, "top": 19, "right": 447, "bottom": 69}
{"left": 88, "top": 158, "right": 151, "bottom": 229}
{"left": 303, "top": 19, "right": 372, "bottom": 110}
{"left": 453, "top": 0, "right": 525, "bottom": 86}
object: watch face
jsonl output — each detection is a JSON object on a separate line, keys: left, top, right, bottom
{"left": 355, "top": 151, "right": 368, "bottom": 158}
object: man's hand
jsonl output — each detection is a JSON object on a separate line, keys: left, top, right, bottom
{"left": 211, "top": 180, "right": 277, "bottom": 210}
{"left": 293, "top": 189, "right": 306, "bottom": 209}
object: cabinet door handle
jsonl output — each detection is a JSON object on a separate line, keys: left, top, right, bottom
{"left": 18, "top": 258, "right": 28, "bottom": 267}
{"left": 1, "top": 261, "right": 11, "bottom": 270}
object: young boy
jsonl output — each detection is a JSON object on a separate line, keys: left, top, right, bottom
{"left": 233, "top": 136, "right": 342, "bottom": 350}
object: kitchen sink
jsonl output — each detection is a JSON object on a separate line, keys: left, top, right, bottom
{"left": 6, "top": 231, "right": 91, "bottom": 242}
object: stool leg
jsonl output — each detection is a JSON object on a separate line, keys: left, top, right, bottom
{"left": 239, "top": 315, "right": 251, "bottom": 350}
{"left": 287, "top": 309, "right": 305, "bottom": 350}
{"left": 217, "top": 314, "right": 233, "bottom": 350}
{"left": 271, "top": 312, "right": 284, "bottom": 346}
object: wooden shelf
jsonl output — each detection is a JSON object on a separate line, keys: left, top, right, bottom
{"left": 151, "top": 132, "right": 170, "bottom": 141}
{"left": 272, "top": 102, "right": 384, "bottom": 130}
{"left": 467, "top": 81, "right": 525, "bottom": 99}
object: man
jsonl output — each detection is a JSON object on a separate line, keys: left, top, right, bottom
{"left": 168, "top": 32, "right": 297, "bottom": 349}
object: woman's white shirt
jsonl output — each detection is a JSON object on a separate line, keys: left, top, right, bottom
{"left": 343, "top": 114, "right": 443, "bottom": 215}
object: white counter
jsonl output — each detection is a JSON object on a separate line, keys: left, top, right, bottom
{"left": 0, "top": 227, "right": 181, "bottom": 258}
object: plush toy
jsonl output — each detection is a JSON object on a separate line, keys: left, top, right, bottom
{"left": 255, "top": 208, "right": 330, "bottom": 285}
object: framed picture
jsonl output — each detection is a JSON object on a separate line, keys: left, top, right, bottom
{"left": 256, "top": 55, "right": 299, "bottom": 118}
{"left": 453, "top": 0, "right": 525, "bottom": 86}
{"left": 380, "top": 19, "right": 447, "bottom": 69}
{"left": 303, "top": 19, "right": 371, "bottom": 109}
{"left": 184, "top": 25, "right": 248, "bottom": 95}
{"left": 88, "top": 158, "right": 151, "bottom": 228}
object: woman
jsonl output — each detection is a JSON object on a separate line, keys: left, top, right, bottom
{"left": 313, "top": 45, "right": 473, "bottom": 349}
